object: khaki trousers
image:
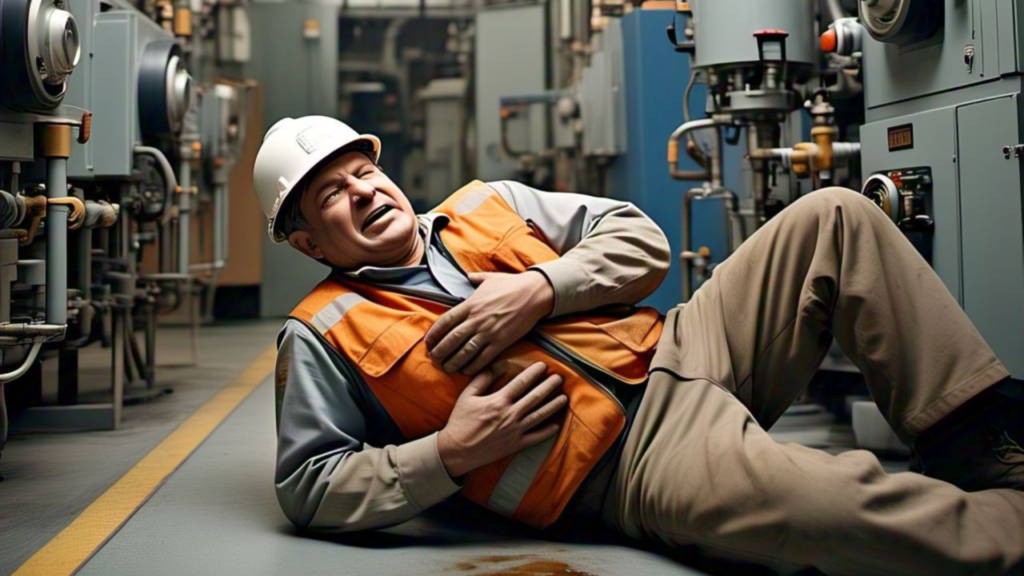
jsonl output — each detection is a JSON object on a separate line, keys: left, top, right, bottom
{"left": 604, "top": 188, "right": 1022, "bottom": 576}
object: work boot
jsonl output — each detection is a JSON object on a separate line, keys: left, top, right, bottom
{"left": 910, "top": 379, "right": 1024, "bottom": 491}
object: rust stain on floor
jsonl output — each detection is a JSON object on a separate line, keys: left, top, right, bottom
{"left": 451, "top": 554, "right": 598, "bottom": 576}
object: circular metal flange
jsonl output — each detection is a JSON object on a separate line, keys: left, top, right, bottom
{"left": 859, "top": 0, "right": 943, "bottom": 46}
{"left": 0, "top": 0, "right": 80, "bottom": 111}
{"left": 719, "top": 89, "right": 798, "bottom": 124}
{"left": 861, "top": 173, "right": 901, "bottom": 223}
{"left": 138, "top": 40, "right": 194, "bottom": 138}
{"left": 39, "top": 3, "right": 78, "bottom": 83}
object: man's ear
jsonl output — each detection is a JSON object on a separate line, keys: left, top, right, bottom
{"left": 288, "top": 230, "right": 324, "bottom": 260}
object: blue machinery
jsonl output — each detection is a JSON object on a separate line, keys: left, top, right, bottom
{"left": 607, "top": 7, "right": 740, "bottom": 313}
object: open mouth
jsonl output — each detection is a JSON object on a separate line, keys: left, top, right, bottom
{"left": 361, "top": 205, "right": 394, "bottom": 232}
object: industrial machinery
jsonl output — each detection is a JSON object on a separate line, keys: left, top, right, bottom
{"left": 857, "top": 0, "right": 1024, "bottom": 378}
{"left": 477, "top": 0, "right": 741, "bottom": 311}
{"left": 335, "top": 12, "right": 476, "bottom": 210}
{"left": 35, "top": 0, "right": 198, "bottom": 426}
{"left": 663, "top": 0, "right": 865, "bottom": 299}
{"left": 491, "top": 0, "right": 627, "bottom": 194}
{"left": 0, "top": 0, "right": 254, "bottom": 440}
{"left": 0, "top": 0, "right": 90, "bottom": 444}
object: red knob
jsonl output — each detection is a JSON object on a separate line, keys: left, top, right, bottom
{"left": 820, "top": 29, "right": 838, "bottom": 52}
{"left": 754, "top": 29, "right": 790, "bottom": 38}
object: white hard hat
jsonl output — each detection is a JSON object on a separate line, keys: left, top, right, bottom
{"left": 253, "top": 116, "right": 381, "bottom": 242}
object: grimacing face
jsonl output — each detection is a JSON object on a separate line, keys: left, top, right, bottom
{"left": 287, "top": 150, "right": 422, "bottom": 270}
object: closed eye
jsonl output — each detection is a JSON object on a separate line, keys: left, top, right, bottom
{"left": 320, "top": 188, "right": 342, "bottom": 210}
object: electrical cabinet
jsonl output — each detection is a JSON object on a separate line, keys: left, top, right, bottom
{"left": 956, "top": 96, "right": 1024, "bottom": 375}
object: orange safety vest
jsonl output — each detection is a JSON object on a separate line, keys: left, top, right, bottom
{"left": 289, "top": 181, "right": 663, "bottom": 528}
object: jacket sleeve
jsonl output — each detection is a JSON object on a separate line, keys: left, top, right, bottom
{"left": 489, "top": 180, "right": 671, "bottom": 317}
{"left": 274, "top": 320, "right": 461, "bottom": 532}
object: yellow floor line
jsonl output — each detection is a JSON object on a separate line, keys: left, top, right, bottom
{"left": 12, "top": 346, "right": 278, "bottom": 576}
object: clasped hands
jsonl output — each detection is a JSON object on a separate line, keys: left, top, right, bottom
{"left": 428, "top": 270, "right": 568, "bottom": 478}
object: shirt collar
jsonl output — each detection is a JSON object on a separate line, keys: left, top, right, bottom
{"left": 339, "top": 213, "right": 450, "bottom": 279}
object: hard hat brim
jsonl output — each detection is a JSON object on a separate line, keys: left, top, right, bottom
{"left": 269, "top": 134, "right": 382, "bottom": 243}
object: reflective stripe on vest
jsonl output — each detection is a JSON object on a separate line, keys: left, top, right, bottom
{"left": 289, "top": 181, "right": 663, "bottom": 528}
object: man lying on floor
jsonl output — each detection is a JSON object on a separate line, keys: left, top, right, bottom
{"left": 253, "top": 116, "right": 1024, "bottom": 576}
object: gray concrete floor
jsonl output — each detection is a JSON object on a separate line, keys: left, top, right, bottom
{"left": 0, "top": 320, "right": 281, "bottom": 575}
{"left": 0, "top": 320, "right": 909, "bottom": 576}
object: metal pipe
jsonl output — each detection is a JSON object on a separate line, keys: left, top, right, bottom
{"left": 46, "top": 157, "right": 68, "bottom": 326}
{"left": 222, "top": 182, "right": 229, "bottom": 266}
{"left": 133, "top": 146, "right": 179, "bottom": 195}
{"left": 680, "top": 186, "right": 738, "bottom": 302}
{"left": 748, "top": 143, "right": 860, "bottom": 167}
{"left": 213, "top": 183, "right": 226, "bottom": 268}
{"left": 833, "top": 141, "right": 861, "bottom": 161}
{"left": 10, "top": 162, "right": 20, "bottom": 194}
{"left": 111, "top": 305, "right": 124, "bottom": 428}
{"left": 559, "top": 0, "right": 573, "bottom": 42}
{"left": 133, "top": 146, "right": 179, "bottom": 276}
{"left": 0, "top": 342, "right": 43, "bottom": 451}
{"left": 682, "top": 69, "right": 710, "bottom": 170}
{"left": 160, "top": 218, "right": 173, "bottom": 273}
{"left": 681, "top": 187, "right": 704, "bottom": 302}
{"left": 748, "top": 147, "right": 808, "bottom": 166}
{"left": 0, "top": 323, "right": 68, "bottom": 337}
{"left": 178, "top": 160, "right": 191, "bottom": 275}
{"left": 668, "top": 119, "right": 723, "bottom": 186}
{"left": 0, "top": 342, "right": 43, "bottom": 383}
{"left": 822, "top": 0, "right": 846, "bottom": 23}
{"left": 73, "top": 227, "right": 92, "bottom": 299}
{"left": 82, "top": 201, "right": 119, "bottom": 229}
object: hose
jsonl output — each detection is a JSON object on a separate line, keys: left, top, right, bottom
{"left": 0, "top": 342, "right": 43, "bottom": 451}
{"left": 669, "top": 119, "right": 722, "bottom": 185}
{"left": 682, "top": 69, "right": 710, "bottom": 169}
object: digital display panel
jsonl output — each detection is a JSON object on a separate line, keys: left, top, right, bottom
{"left": 888, "top": 124, "right": 914, "bottom": 151}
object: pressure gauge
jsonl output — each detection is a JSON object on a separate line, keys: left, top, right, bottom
{"left": 861, "top": 173, "right": 901, "bottom": 223}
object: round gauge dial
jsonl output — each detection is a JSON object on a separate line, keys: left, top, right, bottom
{"left": 139, "top": 40, "right": 194, "bottom": 138}
{"left": 859, "top": 0, "right": 943, "bottom": 46}
{"left": 0, "top": 0, "right": 81, "bottom": 111}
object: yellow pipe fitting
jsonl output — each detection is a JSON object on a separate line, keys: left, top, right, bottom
{"left": 190, "top": 141, "right": 203, "bottom": 169}
{"left": 810, "top": 126, "right": 837, "bottom": 172}
{"left": 174, "top": 8, "right": 192, "bottom": 36}
{"left": 78, "top": 112, "right": 92, "bottom": 144}
{"left": 48, "top": 197, "right": 87, "bottom": 230}
{"left": 34, "top": 124, "right": 73, "bottom": 159}
{"left": 789, "top": 145, "right": 815, "bottom": 177}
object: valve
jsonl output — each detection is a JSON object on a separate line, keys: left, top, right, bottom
{"left": 821, "top": 18, "right": 864, "bottom": 56}
{"left": 753, "top": 29, "right": 790, "bottom": 88}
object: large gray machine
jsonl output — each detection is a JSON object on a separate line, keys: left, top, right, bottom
{"left": 668, "top": 0, "right": 861, "bottom": 298}
{"left": 858, "top": 0, "right": 1024, "bottom": 378}
{"left": 0, "top": 0, "right": 89, "bottom": 445}
{"left": 671, "top": 0, "right": 1022, "bottom": 381}
{"left": 0, "top": 0, "right": 254, "bottom": 442}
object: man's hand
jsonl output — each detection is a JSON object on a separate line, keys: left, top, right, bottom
{"left": 437, "top": 362, "right": 567, "bottom": 478}
{"left": 425, "top": 271, "right": 555, "bottom": 375}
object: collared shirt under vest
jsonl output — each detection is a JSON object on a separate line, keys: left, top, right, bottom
{"left": 288, "top": 181, "right": 664, "bottom": 528}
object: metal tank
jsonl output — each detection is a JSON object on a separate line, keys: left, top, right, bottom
{"left": 691, "top": 0, "right": 817, "bottom": 72}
